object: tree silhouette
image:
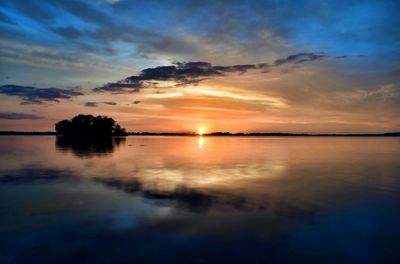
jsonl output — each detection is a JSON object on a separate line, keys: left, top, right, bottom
{"left": 55, "top": 114, "right": 126, "bottom": 137}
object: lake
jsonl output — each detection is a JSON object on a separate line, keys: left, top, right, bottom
{"left": 0, "top": 136, "right": 399, "bottom": 264}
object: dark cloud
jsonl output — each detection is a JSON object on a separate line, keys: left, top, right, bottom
{"left": 0, "top": 112, "right": 43, "bottom": 120}
{"left": 334, "top": 55, "right": 365, "bottom": 59}
{"left": 85, "top": 101, "right": 117, "bottom": 107}
{"left": 133, "top": 101, "right": 141, "bottom": 104}
{"left": 103, "top": 101, "right": 117, "bottom": 105}
{"left": 94, "top": 61, "right": 219, "bottom": 92}
{"left": 274, "top": 53, "right": 327, "bottom": 65}
{"left": 85, "top": 102, "right": 97, "bottom": 107}
{"left": 0, "top": 85, "right": 83, "bottom": 104}
{"left": 95, "top": 53, "right": 329, "bottom": 92}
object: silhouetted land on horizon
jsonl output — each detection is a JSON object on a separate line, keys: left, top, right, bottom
{"left": 129, "top": 132, "right": 400, "bottom": 137}
{"left": 55, "top": 114, "right": 127, "bottom": 137}
{"left": 1, "top": 131, "right": 399, "bottom": 137}
{"left": 0, "top": 131, "right": 56, "bottom": 135}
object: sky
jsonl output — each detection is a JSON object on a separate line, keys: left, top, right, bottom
{"left": 0, "top": 0, "right": 399, "bottom": 133}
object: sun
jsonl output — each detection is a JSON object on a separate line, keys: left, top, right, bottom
{"left": 197, "top": 128, "right": 204, "bottom": 136}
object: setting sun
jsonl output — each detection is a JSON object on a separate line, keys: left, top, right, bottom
{"left": 198, "top": 128, "right": 204, "bottom": 136}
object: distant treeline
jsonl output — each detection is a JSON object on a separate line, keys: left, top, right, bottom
{"left": 0, "top": 131, "right": 56, "bottom": 135}
{"left": 1, "top": 131, "right": 399, "bottom": 137}
{"left": 128, "top": 132, "right": 400, "bottom": 137}
{"left": 128, "top": 132, "right": 196, "bottom": 136}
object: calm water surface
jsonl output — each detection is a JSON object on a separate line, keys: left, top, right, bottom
{"left": 0, "top": 136, "right": 400, "bottom": 263}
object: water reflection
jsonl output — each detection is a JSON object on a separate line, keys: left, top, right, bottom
{"left": 198, "top": 136, "right": 203, "bottom": 149}
{"left": 1, "top": 136, "right": 400, "bottom": 263}
{"left": 55, "top": 136, "right": 126, "bottom": 157}
{"left": 0, "top": 166, "right": 281, "bottom": 213}
{"left": 0, "top": 167, "right": 74, "bottom": 185}
{"left": 94, "top": 177, "right": 214, "bottom": 212}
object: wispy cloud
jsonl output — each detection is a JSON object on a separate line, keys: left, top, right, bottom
{"left": 184, "top": 86, "right": 286, "bottom": 107}
{"left": 0, "top": 112, "right": 43, "bottom": 120}
{"left": 0, "top": 41, "right": 134, "bottom": 73}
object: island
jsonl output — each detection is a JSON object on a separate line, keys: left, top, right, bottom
{"left": 55, "top": 114, "right": 127, "bottom": 137}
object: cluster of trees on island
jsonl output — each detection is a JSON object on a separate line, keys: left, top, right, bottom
{"left": 55, "top": 114, "right": 127, "bottom": 137}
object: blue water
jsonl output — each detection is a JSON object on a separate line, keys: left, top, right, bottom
{"left": 0, "top": 136, "right": 399, "bottom": 263}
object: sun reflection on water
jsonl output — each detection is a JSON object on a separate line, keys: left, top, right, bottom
{"left": 198, "top": 136, "right": 204, "bottom": 149}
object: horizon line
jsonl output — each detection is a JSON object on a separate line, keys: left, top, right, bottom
{"left": 0, "top": 131, "right": 399, "bottom": 137}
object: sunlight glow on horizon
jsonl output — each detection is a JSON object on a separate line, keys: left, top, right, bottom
{"left": 198, "top": 128, "right": 204, "bottom": 136}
